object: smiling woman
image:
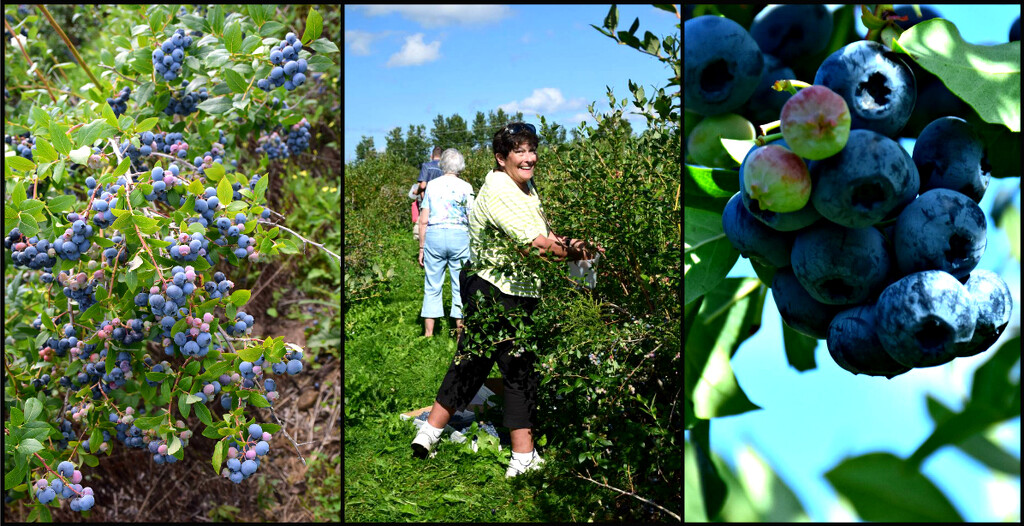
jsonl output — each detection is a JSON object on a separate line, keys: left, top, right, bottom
{"left": 410, "top": 121, "right": 603, "bottom": 477}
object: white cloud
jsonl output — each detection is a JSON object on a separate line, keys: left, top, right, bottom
{"left": 345, "top": 30, "right": 378, "bottom": 55}
{"left": 355, "top": 5, "right": 511, "bottom": 28}
{"left": 386, "top": 34, "right": 442, "bottom": 67}
{"left": 498, "top": 88, "right": 587, "bottom": 115}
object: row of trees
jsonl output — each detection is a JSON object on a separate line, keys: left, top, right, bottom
{"left": 353, "top": 108, "right": 636, "bottom": 168}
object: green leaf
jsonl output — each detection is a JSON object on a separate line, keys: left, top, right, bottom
{"left": 826, "top": 453, "right": 964, "bottom": 521}
{"left": 683, "top": 207, "right": 739, "bottom": 305}
{"left": 602, "top": 5, "right": 618, "bottom": 32}
{"left": 897, "top": 19, "right": 1021, "bottom": 131}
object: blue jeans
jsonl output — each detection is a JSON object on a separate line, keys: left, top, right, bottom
{"left": 421, "top": 228, "right": 470, "bottom": 319}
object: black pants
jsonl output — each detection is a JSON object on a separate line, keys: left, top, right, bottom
{"left": 434, "top": 268, "right": 539, "bottom": 429}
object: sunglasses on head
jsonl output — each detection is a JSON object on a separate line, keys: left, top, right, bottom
{"left": 503, "top": 123, "right": 536, "bottom": 135}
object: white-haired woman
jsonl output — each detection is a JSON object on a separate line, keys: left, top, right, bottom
{"left": 418, "top": 148, "right": 475, "bottom": 337}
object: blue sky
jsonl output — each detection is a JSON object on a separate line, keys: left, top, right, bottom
{"left": 343, "top": 4, "right": 680, "bottom": 163}
{"left": 708, "top": 4, "right": 1022, "bottom": 522}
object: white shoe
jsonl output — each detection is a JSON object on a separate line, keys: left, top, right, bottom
{"left": 411, "top": 423, "right": 442, "bottom": 459}
{"left": 505, "top": 450, "right": 544, "bottom": 478}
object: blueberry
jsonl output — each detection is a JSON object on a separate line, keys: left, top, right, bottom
{"left": 791, "top": 222, "right": 891, "bottom": 305}
{"left": 57, "top": 461, "right": 75, "bottom": 478}
{"left": 684, "top": 15, "right": 764, "bottom": 116}
{"left": 912, "top": 117, "right": 990, "bottom": 202}
{"left": 813, "top": 40, "right": 916, "bottom": 138}
{"left": 959, "top": 270, "right": 1013, "bottom": 357}
{"left": 809, "top": 129, "right": 919, "bottom": 228}
{"left": 771, "top": 267, "right": 842, "bottom": 339}
{"left": 739, "top": 139, "right": 823, "bottom": 232}
{"left": 875, "top": 270, "right": 977, "bottom": 367}
{"left": 248, "top": 423, "right": 263, "bottom": 439}
{"left": 893, "top": 188, "right": 987, "bottom": 280}
{"left": 721, "top": 192, "right": 794, "bottom": 268}
{"left": 741, "top": 54, "right": 796, "bottom": 124}
{"left": 749, "top": 5, "right": 833, "bottom": 64}
{"left": 827, "top": 305, "right": 911, "bottom": 378}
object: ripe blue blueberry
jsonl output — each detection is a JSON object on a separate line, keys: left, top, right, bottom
{"left": 875, "top": 270, "right": 977, "bottom": 367}
{"left": 749, "top": 5, "right": 833, "bottom": 64}
{"left": 809, "top": 129, "right": 918, "bottom": 228}
{"left": 255, "top": 440, "right": 270, "bottom": 456}
{"left": 227, "top": 458, "right": 241, "bottom": 471}
{"left": 960, "top": 270, "right": 1013, "bottom": 357}
{"left": 287, "top": 359, "right": 303, "bottom": 375}
{"left": 893, "top": 188, "right": 987, "bottom": 280}
{"left": 684, "top": 15, "right": 764, "bottom": 116}
{"left": 721, "top": 192, "right": 794, "bottom": 268}
{"left": 248, "top": 423, "right": 263, "bottom": 439}
{"left": 771, "top": 267, "right": 842, "bottom": 339}
{"left": 58, "top": 461, "right": 75, "bottom": 478}
{"left": 241, "top": 459, "right": 257, "bottom": 476}
{"left": 791, "top": 222, "right": 891, "bottom": 305}
{"left": 912, "top": 117, "right": 990, "bottom": 202}
{"left": 741, "top": 53, "right": 794, "bottom": 125}
{"left": 37, "top": 487, "right": 57, "bottom": 504}
{"left": 814, "top": 40, "right": 917, "bottom": 138}
{"left": 827, "top": 305, "right": 911, "bottom": 378}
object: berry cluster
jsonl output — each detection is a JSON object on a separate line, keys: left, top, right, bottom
{"left": 222, "top": 424, "right": 273, "bottom": 484}
{"left": 80, "top": 430, "right": 112, "bottom": 454}
{"left": 693, "top": 14, "right": 1015, "bottom": 378}
{"left": 4, "top": 228, "right": 59, "bottom": 270}
{"left": 164, "top": 80, "right": 207, "bottom": 116}
{"left": 228, "top": 311, "right": 255, "bottom": 337}
{"left": 163, "top": 229, "right": 210, "bottom": 263}
{"left": 195, "top": 378, "right": 222, "bottom": 404}
{"left": 107, "top": 86, "right": 131, "bottom": 117}
{"left": 256, "top": 32, "right": 307, "bottom": 92}
{"left": 31, "top": 374, "right": 51, "bottom": 390}
{"left": 169, "top": 308, "right": 214, "bottom": 359}
{"left": 102, "top": 233, "right": 129, "bottom": 267}
{"left": 152, "top": 28, "right": 192, "bottom": 82}
{"left": 52, "top": 213, "right": 96, "bottom": 262}
{"left": 57, "top": 270, "right": 101, "bottom": 314}
{"left": 204, "top": 271, "right": 234, "bottom": 300}
{"left": 255, "top": 118, "right": 311, "bottom": 160}
{"left": 272, "top": 348, "right": 304, "bottom": 376}
{"left": 34, "top": 462, "right": 94, "bottom": 511}
{"left": 192, "top": 139, "right": 228, "bottom": 176}
{"left": 5, "top": 132, "right": 35, "bottom": 160}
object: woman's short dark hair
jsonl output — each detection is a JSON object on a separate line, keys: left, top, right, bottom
{"left": 492, "top": 122, "right": 539, "bottom": 171}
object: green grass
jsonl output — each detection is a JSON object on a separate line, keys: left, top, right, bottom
{"left": 345, "top": 230, "right": 611, "bottom": 522}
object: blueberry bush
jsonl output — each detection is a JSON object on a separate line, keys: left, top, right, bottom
{"left": 4, "top": 4, "right": 339, "bottom": 521}
{"left": 443, "top": 6, "right": 681, "bottom": 520}
{"left": 685, "top": 5, "right": 1020, "bottom": 521}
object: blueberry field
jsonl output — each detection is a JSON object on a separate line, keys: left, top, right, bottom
{"left": 345, "top": 5, "right": 681, "bottom": 523}
{"left": 685, "top": 5, "right": 1021, "bottom": 522}
{"left": 4, "top": 4, "right": 341, "bottom": 522}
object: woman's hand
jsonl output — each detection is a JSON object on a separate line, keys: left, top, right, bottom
{"left": 418, "top": 248, "right": 424, "bottom": 267}
{"left": 580, "top": 240, "right": 605, "bottom": 261}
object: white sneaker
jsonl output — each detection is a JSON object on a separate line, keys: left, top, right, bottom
{"left": 505, "top": 450, "right": 544, "bottom": 478}
{"left": 411, "top": 422, "right": 443, "bottom": 459}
